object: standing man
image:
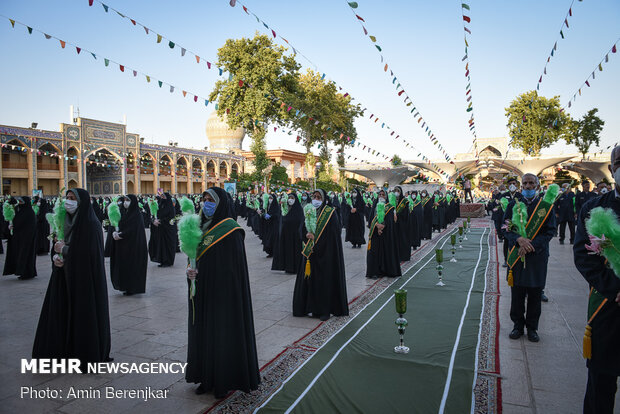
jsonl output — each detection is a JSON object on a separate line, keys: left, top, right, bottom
{"left": 555, "top": 182, "right": 577, "bottom": 245}
{"left": 504, "top": 174, "right": 556, "bottom": 343}
{"left": 501, "top": 178, "right": 524, "bottom": 267}
{"left": 463, "top": 177, "right": 473, "bottom": 203}
{"left": 575, "top": 181, "right": 597, "bottom": 217}
{"left": 574, "top": 147, "right": 620, "bottom": 414}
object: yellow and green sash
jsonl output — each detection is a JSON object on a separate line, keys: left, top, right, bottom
{"left": 506, "top": 198, "right": 555, "bottom": 285}
{"left": 422, "top": 197, "right": 431, "bottom": 207}
{"left": 302, "top": 206, "right": 335, "bottom": 276}
{"left": 395, "top": 198, "right": 408, "bottom": 214}
{"left": 367, "top": 205, "right": 394, "bottom": 251}
{"left": 197, "top": 218, "right": 242, "bottom": 260}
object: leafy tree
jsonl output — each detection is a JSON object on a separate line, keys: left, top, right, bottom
{"left": 392, "top": 154, "right": 402, "bottom": 167}
{"left": 293, "top": 70, "right": 362, "bottom": 174}
{"left": 209, "top": 33, "right": 301, "bottom": 179}
{"left": 316, "top": 180, "right": 343, "bottom": 193}
{"left": 269, "top": 163, "right": 289, "bottom": 185}
{"left": 505, "top": 91, "right": 570, "bottom": 156}
{"left": 566, "top": 108, "right": 605, "bottom": 159}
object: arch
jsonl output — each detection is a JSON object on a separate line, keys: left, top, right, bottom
{"left": 37, "top": 143, "right": 60, "bottom": 170}
{"left": 68, "top": 179, "right": 78, "bottom": 189}
{"left": 231, "top": 162, "right": 240, "bottom": 176}
{"left": 85, "top": 147, "right": 123, "bottom": 163}
{"left": 127, "top": 180, "right": 135, "bottom": 194}
{"left": 206, "top": 159, "right": 216, "bottom": 177}
{"left": 2, "top": 138, "right": 29, "bottom": 169}
{"left": 139, "top": 152, "right": 155, "bottom": 174}
{"left": 192, "top": 158, "right": 203, "bottom": 179}
{"left": 176, "top": 156, "right": 188, "bottom": 175}
{"left": 479, "top": 145, "right": 502, "bottom": 158}
{"left": 160, "top": 154, "right": 172, "bottom": 176}
{"left": 67, "top": 146, "right": 79, "bottom": 172}
{"left": 38, "top": 142, "right": 61, "bottom": 154}
{"left": 219, "top": 160, "right": 229, "bottom": 178}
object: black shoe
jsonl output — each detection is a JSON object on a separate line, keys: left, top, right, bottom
{"left": 559, "top": 240, "right": 564, "bottom": 245}
{"left": 509, "top": 328, "right": 523, "bottom": 339}
{"left": 527, "top": 330, "right": 540, "bottom": 342}
{"left": 541, "top": 293, "right": 549, "bottom": 302}
{"left": 195, "top": 384, "right": 207, "bottom": 395}
{"left": 320, "top": 314, "right": 330, "bottom": 321}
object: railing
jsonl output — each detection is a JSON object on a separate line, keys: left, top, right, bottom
{"left": 2, "top": 162, "right": 28, "bottom": 169}
{"left": 37, "top": 163, "right": 59, "bottom": 170}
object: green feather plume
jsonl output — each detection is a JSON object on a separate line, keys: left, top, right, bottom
{"left": 586, "top": 207, "right": 620, "bottom": 276}
{"left": 262, "top": 193, "right": 269, "bottom": 210}
{"left": 280, "top": 197, "right": 288, "bottom": 216}
{"left": 179, "top": 196, "right": 194, "bottom": 215}
{"left": 304, "top": 204, "right": 317, "bottom": 234}
{"left": 46, "top": 212, "right": 56, "bottom": 237}
{"left": 297, "top": 192, "right": 302, "bottom": 202}
{"left": 500, "top": 197, "right": 508, "bottom": 212}
{"left": 178, "top": 214, "right": 202, "bottom": 260}
{"left": 108, "top": 201, "right": 121, "bottom": 228}
{"left": 511, "top": 201, "right": 528, "bottom": 238}
{"left": 446, "top": 193, "right": 452, "bottom": 203}
{"left": 148, "top": 199, "right": 158, "bottom": 216}
{"left": 543, "top": 183, "right": 560, "bottom": 204}
{"left": 345, "top": 192, "right": 353, "bottom": 208}
{"left": 376, "top": 202, "right": 386, "bottom": 224}
{"left": 407, "top": 195, "right": 414, "bottom": 211}
{"left": 3, "top": 202, "right": 15, "bottom": 222}
{"left": 53, "top": 198, "right": 66, "bottom": 241}
{"left": 388, "top": 192, "right": 397, "bottom": 207}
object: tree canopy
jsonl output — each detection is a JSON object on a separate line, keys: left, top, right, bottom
{"left": 209, "top": 33, "right": 301, "bottom": 178}
{"left": 392, "top": 154, "right": 402, "bottom": 167}
{"left": 505, "top": 91, "right": 570, "bottom": 156}
{"left": 566, "top": 108, "right": 605, "bottom": 158}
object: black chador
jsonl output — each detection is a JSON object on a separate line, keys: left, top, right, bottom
{"left": 261, "top": 193, "right": 281, "bottom": 257}
{"left": 151, "top": 192, "right": 176, "bottom": 267}
{"left": 110, "top": 195, "right": 148, "bottom": 295}
{"left": 91, "top": 197, "right": 104, "bottom": 223}
{"left": 393, "top": 186, "right": 410, "bottom": 261}
{"left": 35, "top": 198, "right": 51, "bottom": 255}
{"left": 3, "top": 197, "right": 37, "bottom": 279}
{"left": 33, "top": 188, "right": 111, "bottom": 367}
{"left": 366, "top": 192, "right": 402, "bottom": 278}
{"left": 345, "top": 188, "right": 366, "bottom": 248}
{"left": 186, "top": 188, "right": 260, "bottom": 398}
{"left": 421, "top": 193, "right": 433, "bottom": 239}
{"left": 409, "top": 193, "right": 423, "bottom": 249}
{"left": 272, "top": 193, "right": 304, "bottom": 274}
{"left": 293, "top": 189, "right": 349, "bottom": 321}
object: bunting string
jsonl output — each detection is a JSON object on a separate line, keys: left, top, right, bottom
{"left": 564, "top": 38, "right": 619, "bottom": 109}
{"left": 344, "top": 1, "right": 453, "bottom": 162}
{"left": 536, "top": 0, "right": 580, "bottom": 91}
{"left": 86, "top": 0, "right": 226, "bottom": 75}
{"left": 460, "top": 2, "right": 479, "bottom": 160}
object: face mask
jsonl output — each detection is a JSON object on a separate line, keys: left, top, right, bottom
{"left": 378, "top": 197, "right": 386, "bottom": 204}
{"left": 117, "top": 201, "right": 123, "bottom": 205}
{"left": 312, "top": 199, "right": 322, "bottom": 209}
{"left": 287, "top": 199, "right": 295, "bottom": 206}
{"left": 395, "top": 191, "right": 400, "bottom": 196}
{"left": 65, "top": 199, "right": 78, "bottom": 214}
{"left": 202, "top": 201, "right": 216, "bottom": 217}
{"left": 352, "top": 194, "right": 357, "bottom": 198}
{"left": 123, "top": 200, "right": 131, "bottom": 209}
{"left": 509, "top": 184, "right": 517, "bottom": 192}
{"left": 601, "top": 187, "right": 609, "bottom": 194}
{"left": 302, "top": 195, "right": 308, "bottom": 201}
{"left": 522, "top": 189, "right": 537, "bottom": 199}
{"left": 37, "top": 202, "right": 41, "bottom": 206}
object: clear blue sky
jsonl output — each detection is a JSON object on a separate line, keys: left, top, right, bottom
{"left": 1, "top": 0, "right": 618, "bottom": 165}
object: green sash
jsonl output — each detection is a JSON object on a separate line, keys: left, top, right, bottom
{"left": 422, "top": 197, "right": 431, "bottom": 207}
{"left": 507, "top": 198, "right": 555, "bottom": 269}
{"left": 395, "top": 198, "right": 408, "bottom": 214}
{"left": 197, "top": 218, "right": 242, "bottom": 260}
{"left": 302, "top": 205, "right": 335, "bottom": 259}
{"left": 368, "top": 205, "right": 394, "bottom": 250}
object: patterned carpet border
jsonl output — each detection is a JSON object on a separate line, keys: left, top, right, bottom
{"left": 206, "top": 220, "right": 501, "bottom": 414}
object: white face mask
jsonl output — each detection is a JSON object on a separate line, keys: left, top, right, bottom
{"left": 395, "top": 191, "right": 400, "bottom": 196}
{"left": 287, "top": 199, "right": 295, "bottom": 206}
{"left": 613, "top": 169, "right": 620, "bottom": 189}
{"left": 302, "top": 195, "right": 308, "bottom": 201}
{"left": 509, "top": 184, "right": 517, "bottom": 192}
{"left": 65, "top": 199, "right": 78, "bottom": 214}
{"left": 311, "top": 199, "right": 322, "bottom": 209}
{"left": 378, "top": 197, "right": 386, "bottom": 204}
{"left": 601, "top": 187, "right": 609, "bottom": 194}
{"left": 123, "top": 200, "right": 131, "bottom": 209}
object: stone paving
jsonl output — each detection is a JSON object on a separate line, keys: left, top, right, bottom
{"left": 0, "top": 217, "right": 613, "bottom": 413}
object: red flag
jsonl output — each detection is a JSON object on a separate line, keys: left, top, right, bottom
{"left": 88, "top": 0, "right": 93, "bottom": 5}
{"left": 564, "top": 18, "right": 569, "bottom": 28}
{"left": 613, "top": 45, "right": 617, "bottom": 53}
{"left": 569, "top": 7, "right": 572, "bottom": 16}
{"left": 356, "top": 14, "right": 365, "bottom": 22}
{"left": 76, "top": 47, "right": 81, "bottom": 54}
{"left": 398, "top": 90, "right": 404, "bottom": 96}
{"left": 119, "top": 65, "right": 124, "bottom": 72}
{"left": 271, "top": 29, "right": 276, "bottom": 38}
{"left": 463, "top": 15, "right": 471, "bottom": 23}
{"left": 585, "top": 80, "right": 590, "bottom": 87}
{"left": 362, "top": 25, "right": 367, "bottom": 35}
{"left": 194, "top": 95, "right": 198, "bottom": 102}
{"left": 130, "top": 19, "right": 136, "bottom": 26}
{"left": 243, "top": 5, "right": 248, "bottom": 14}
{"left": 59, "top": 40, "right": 66, "bottom": 48}
{"left": 206, "top": 61, "right": 211, "bottom": 69}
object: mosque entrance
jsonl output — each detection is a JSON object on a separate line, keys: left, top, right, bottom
{"left": 86, "top": 148, "right": 124, "bottom": 196}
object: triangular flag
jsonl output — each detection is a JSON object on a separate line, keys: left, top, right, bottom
{"left": 182, "top": 90, "right": 187, "bottom": 97}
{"left": 194, "top": 95, "right": 198, "bottom": 102}
{"left": 181, "top": 48, "right": 186, "bottom": 56}
{"left": 102, "top": 3, "right": 108, "bottom": 12}
{"left": 104, "top": 58, "right": 109, "bottom": 66}
{"left": 27, "top": 26, "right": 33, "bottom": 34}
{"left": 169, "top": 85, "right": 174, "bottom": 93}
{"left": 156, "top": 34, "right": 162, "bottom": 43}
{"left": 463, "top": 15, "right": 471, "bottom": 23}
{"left": 119, "top": 65, "right": 124, "bottom": 72}
{"left": 612, "top": 45, "right": 617, "bottom": 53}
{"left": 9, "top": 19, "right": 16, "bottom": 28}
{"left": 158, "top": 80, "right": 163, "bottom": 88}
{"left": 168, "top": 41, "right": 175, "bottom": 49}
{"left": 130, "top": 19, "right": 136, "bottom": 25}
{"left": 195, "top": 55, "right": 200, "bottom": 63}
{"left": 348, "top": 2, "right": 358, "bottom": 8}
{"left": 76, "top": 47, "right": 81, "bottom": 54}
{"left": 144, "top": 26, "right": 149, "bottom": 35}
{"left": 356, "top": 14, "right": 365, "bottom": 22}
{"left": 369, "top": 35, "right": 376, "bottom": 42}
{"left": 133, "top": 70, "right": 137, "bottom": 77}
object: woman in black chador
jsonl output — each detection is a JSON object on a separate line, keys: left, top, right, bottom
{"left": 110, "top": 195, "right": 148, "bottom": 295}
{"left": 272, "top": 192, "right": 304, "bottom": 274}
{"left": 34, "top": 197, "right": 51, "bottom": 255}
{"left": 150, "top": 192, "right": 176, "bottom": 267}
{"left": 261, "top": 193, "right": 281, "bottom": 258}
{"left": 345, "top": 188, "right": 366, "bottom": 248}
{"left": 33, "top": 188, "right": 111, "bottom": 367}
{"left": 366, "top": 189, "right": 401, "bottom": 279}
{"left": 293, "top": 189, "right": 349, "bottom": 321}
{"left": 3, "top": 196, "right": 37, "bottom": 279}
{"left": 185, "top": 188, "right": 260, "bottom": 398}
{"left": 393, "top": 186, "right": 411, "bottom": 261}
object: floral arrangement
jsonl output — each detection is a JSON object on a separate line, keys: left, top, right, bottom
{"left": 304, "top": 203, "right": 317, "bottom": 234}
{"left": 107, "top": 197, "right": 121, "bottom": 231}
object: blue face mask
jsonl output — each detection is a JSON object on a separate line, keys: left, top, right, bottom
{"left": 202, "top": 201, "right": 216, "bottom": 217}
{"left": 522, "top": 189, "right": 537, "bottom": 199}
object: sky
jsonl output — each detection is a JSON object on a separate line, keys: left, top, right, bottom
{"left": 0, "top": 0, "right": 618, "bottom": 168}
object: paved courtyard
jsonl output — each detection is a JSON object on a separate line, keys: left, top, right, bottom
{"left": 0, "top": 218, "right": 615, "bottom": 413}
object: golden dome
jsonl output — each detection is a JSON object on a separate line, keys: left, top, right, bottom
{"left": 205, "top": 111, "right": 245, "bottom": 153}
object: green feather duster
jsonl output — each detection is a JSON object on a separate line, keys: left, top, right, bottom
{"left": 297, "top": 192, "right": 302, "bottom": 202}
{"left": 345, "top": 192, "right": 353, "bottom": 208}
{"left": 108, "top": 201, "right": 121, "bottom": 228}
{"left": 53, "top": 198, "right": 66, "bottom": 241}
{"left": 511, "top": 201, "right": 528, "bottom": 238}
{"left": 543, "top": 183, "right": 560, "bottom": 204}
{"left": 407, "top": 195, "right": 414, "bottom": 211}
{"left": 304, "top": 204, "right": 317, "bottom": 234}
{"left": 179, "top": 196, "right": 194, "bottom": 215}
{"left": 3, "top": 202, "right": 15, "bottom": 223}
{"left": 148, "top": 199, "right": 158, "bottom": 216}
{"left": 46, "top": 212, "right": 56, "bottom": 238}
{"left": 376, "top": 202, "right": 386, "bottom": 224}
{"left": 388, "top": 192, "right": 397, "bottom": 207}
{"left": 262, "top": 193, "right": 269, "bottom": 210}
{"left": 446, "top": 193, "right": 452, "bottom": 203}
{"left": 586, "top": 207, "right": 620, "bottom": 277}
{"left": 178, "top": 214, "right": 202, "bottom": 261}
{"left": 500, "top": 197, "right": 509, "bottom": 212}
{"left": 280, "top": 197, "right": 288, "bottom": 216}
{"left": 32, "top": 200, "right": 39, "bottom": 217}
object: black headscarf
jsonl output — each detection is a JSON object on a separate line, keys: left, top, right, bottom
{"left": 206, "top": 187, "right": 235, "bottom": 227}
{"left": 284, "top": 191, "right": 303, "bottom": 223}
{"left": 352, "top": 188, "right": 365, "bottom": 210}
{"left": 119, "top": 194, "right": 141, "bottom": 228}
{"left": 313, "top": 188, "right": 330, "bottom": 212}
